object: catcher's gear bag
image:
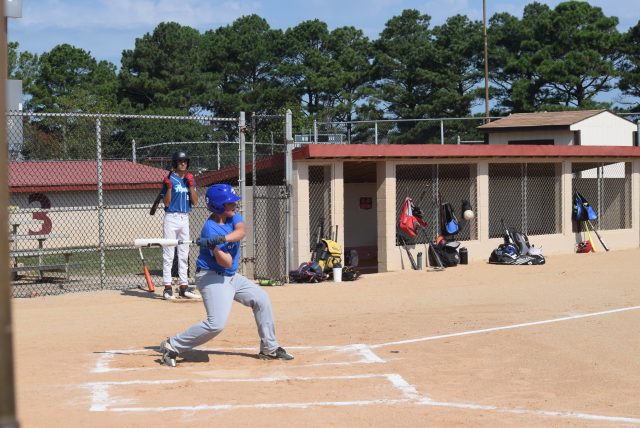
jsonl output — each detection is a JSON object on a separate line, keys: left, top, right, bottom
{"left": 315, "top": 239, "right": 342, "bottom": 273}
{"left": 489, "top": 244, "right": 545, "bottom": 265}
{"left": 289, "top": 262, "right": 325, "bottom": 283}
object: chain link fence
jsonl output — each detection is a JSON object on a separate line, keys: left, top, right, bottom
{"left": 8, "top": 111, "right": 239, "bottom": 297}
{"left": 7, "top": 110, "right": 638, "bottom": 296}
{"left": 311, "top": 117, "right": 491, "bottom": 145}
{"left": 249, "top": 114, "right": 288, "bottom": 283}
{"left": 308, "top": 165, "right": 333, "bottom": 249}
{"left": 396, "top": 164, "right": 478, "bottom": 244}
{"left": 488, "top": 163, "right": 561, "bottom": 237}
{"left": 572, "top": 162, "right": 632, "bottom": 232}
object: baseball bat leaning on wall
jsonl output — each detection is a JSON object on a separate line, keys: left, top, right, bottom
{"left": 587, "top": 220, "right": 609, "bottom": 251}
{"left": 428, "top": 242, "right": 445, "bottom": 271}
{"left": 138, "top": 247, "right": 155, "bottom": 292}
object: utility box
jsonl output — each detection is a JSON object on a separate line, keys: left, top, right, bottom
{"left": 6, "top": 79, "right": 23, "bottom": 160}
{"left": 5, "top": 0, "right": 23, "bottom": 18}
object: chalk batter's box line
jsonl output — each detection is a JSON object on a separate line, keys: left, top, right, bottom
{"left": 91, "top": 344, "right": 385, "bottom": 373}
{"left": 84, "top": 373, "right": 640, "bottom": 424}
{"left": 85, "top": 373, "right": 423, "bottom": 412}
{"left": 93, "top": 305, "right": 640, "bottom": 373}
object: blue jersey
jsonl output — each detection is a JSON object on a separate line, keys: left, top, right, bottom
{"left": 196, "top": 213, "right": 243, "bottom": 275}
{"left": 161, "top": 173, "right": 194, "bottom": 213}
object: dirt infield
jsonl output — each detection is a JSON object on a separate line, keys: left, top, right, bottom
{"left": 10, "top": 249, "right": 640, "bottom": 427}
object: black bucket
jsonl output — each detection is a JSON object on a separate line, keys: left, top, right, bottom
{"left": 459, "top": 247, "right": 468, "bottom": 265}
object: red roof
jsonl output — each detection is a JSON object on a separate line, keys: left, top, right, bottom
{"left": 197, "top": 154, "right": 285, "bottom": 186}
{"left": 292, "top": 144, "right": 640, "bottom": 160}
{"left": 9, "top": 160, "right": 169, "bottom": 193}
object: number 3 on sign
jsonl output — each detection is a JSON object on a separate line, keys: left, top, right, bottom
{"left": 28, "top": 193, "right": 52, "bottom": 235}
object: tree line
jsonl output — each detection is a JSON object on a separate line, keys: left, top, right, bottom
{"left": 8, "top": 1, "right": 640, "bottom": 146}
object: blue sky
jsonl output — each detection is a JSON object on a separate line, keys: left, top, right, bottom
{"left": 8, "top": 0, "right": 639, "bottom": 67}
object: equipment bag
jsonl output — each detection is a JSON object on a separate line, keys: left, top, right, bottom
{"left": 399, "top": 196, "right": 428, "bottom": 238}
{"left": 440, "top": 202, "right": 460, "bottom": 235}
{"left": 489, "top": 244, "right": 546, "bottom": 265}
{"left": 428, "top": 240, "right": 460, "bottom": 267}
{"left": 316, "top": 239, "right": 343, "bottom": 273}
{"left": 289, "top": 262, "right": 325, "bottom": 283}
{"left": 572, "top": 192, "right": 598, "bottom": 222}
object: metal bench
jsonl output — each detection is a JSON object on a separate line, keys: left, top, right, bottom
{"left": 11, "top": 262, "right": 79, "bottom": 281}
{"left": 9, "top": 248, "right": 87, "bottom": 281}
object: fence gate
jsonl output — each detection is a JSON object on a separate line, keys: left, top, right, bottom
{"left": 250, "top": 114, "right": 288, "bottom": 283}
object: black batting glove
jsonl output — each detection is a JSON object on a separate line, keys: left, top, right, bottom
{"left": 197, "top": 236, "right": 226, "bottom": 247}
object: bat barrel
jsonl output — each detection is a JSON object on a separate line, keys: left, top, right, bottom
{"left": 134, "top": 238, "right": 199, "bottom": 248}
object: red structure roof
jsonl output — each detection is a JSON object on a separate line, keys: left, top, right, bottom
{"left": 9, "top": 160, "right": 168, "bottom": 193}
{"left": 292, "top": 144, "right": 640, "bottom": 160}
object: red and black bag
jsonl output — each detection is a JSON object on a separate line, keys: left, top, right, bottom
{"left": 399, "top": 197, "right": 427, "bottom": 238}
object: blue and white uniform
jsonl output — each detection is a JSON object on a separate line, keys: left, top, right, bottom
{"left": 161, "top": 173, "right": 194, "bottom": 287}
{"left": 168, "top": 213, "right": 280, "bottom": 355}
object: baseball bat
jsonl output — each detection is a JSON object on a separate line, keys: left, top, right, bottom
{"left": 137, "top": 247, "right": 155, "bottom": 292}
{"left": 149, "top": 193, "right": 163, "bottom": 216}
{"left": 588, "top": 220, "right": 609, "bottom": 251}
{"left": 428, "top": 242, "right": 445, "bottom": 271}
{"left": 150, "top": 171, "right": 172, "bottom": 216}
{"left": 582, "top": 222, "right": 596, "bottom": 252}
{"left": 134, "top": 238, "right": 199, "bottom": 248}
{"left": 398, "top": 235, "right": 418, "bottom": 270}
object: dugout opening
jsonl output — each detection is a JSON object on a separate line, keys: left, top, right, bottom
{"left": 344, "top": 161, "right": 378, "bottom": 273}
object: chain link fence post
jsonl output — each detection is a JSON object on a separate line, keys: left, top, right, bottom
{"left": 95, "top": 117, "right": 106, "bottom": 289}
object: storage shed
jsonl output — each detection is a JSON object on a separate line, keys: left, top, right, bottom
{"left": 477, "top": 110, "right": 638, "bottom": 146}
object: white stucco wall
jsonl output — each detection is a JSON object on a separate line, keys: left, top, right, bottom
{"left": 489, "top": 129, "right": 574, "bottom": 145}
{"left": 571, "top": 112, "right": 636, "bottom": 146}
{"left": 487, "top": 112, "right": 637, "bottom": 146}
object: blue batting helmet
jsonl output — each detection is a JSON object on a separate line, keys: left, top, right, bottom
{"left": 206, "top": 184, "right": 241, "bottom": 214}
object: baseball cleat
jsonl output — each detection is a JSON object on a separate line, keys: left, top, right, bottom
{"left": 258, "top": 347, "right": 294, "bottom": 361}
{"left": 162, "top": 287, "right": 175, "bottom": 300}
{"left": 178, "top": 286, "right": 200, "bottom": 299}
{"left": 160, "top": 339, "right": 178, "bottom": 367}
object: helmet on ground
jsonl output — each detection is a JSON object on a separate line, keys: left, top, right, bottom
{"left": 171, "top": 151, "right": 190, "bottom": 168}
{"left": 206, "top": 184, "right": 241, "bottom": 214}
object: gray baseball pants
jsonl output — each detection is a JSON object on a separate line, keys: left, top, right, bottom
{"left": 169, "top": 270, "right": 279, "bottom": 354}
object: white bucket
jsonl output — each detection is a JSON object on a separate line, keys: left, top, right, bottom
{"left": 332, "top": 267, "right": 342, "bottom": 283}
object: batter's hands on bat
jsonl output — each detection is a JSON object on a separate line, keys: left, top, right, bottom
{"left": 184, "top": 172, "right": 195, "bottom": 188}
{"left": 198, "top": 235, "right": 226, "bottom": 247}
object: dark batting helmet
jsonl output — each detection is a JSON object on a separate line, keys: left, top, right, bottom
{"left": 171, "top": 151, "right": 190, "bottom": 168}
{"left": 206, "top": 184, "right": 241, "bottom": 214}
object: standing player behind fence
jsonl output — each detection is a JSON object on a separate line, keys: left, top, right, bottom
{"left": 161, "top": 151, "right": 199, "bottom": 300}
{"left": 159, "top": 184, "right": 294, "bottom": 367}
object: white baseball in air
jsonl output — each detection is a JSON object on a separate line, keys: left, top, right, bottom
{"left": 463, "top": 210, "right": 475, "bottom": 221}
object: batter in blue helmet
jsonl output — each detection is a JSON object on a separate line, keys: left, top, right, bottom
{"left": 159, "top": 184, "right": 294, "bottom": 367}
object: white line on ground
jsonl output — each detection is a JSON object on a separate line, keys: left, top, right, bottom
{"left": 86, "top": 373, "right": 415, "bottom": 412}
{"left": 370, "top": 305, "right": 640, "bottom": 349}
{"left": 419, "top": 398, "right": 640, "bottom": 424}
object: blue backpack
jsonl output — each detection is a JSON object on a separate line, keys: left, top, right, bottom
{"left": 573, "top": 192, "right": 597, "bottom": 222}
{"left": 440, "top": 202, "right": 460, "bottom": 235}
